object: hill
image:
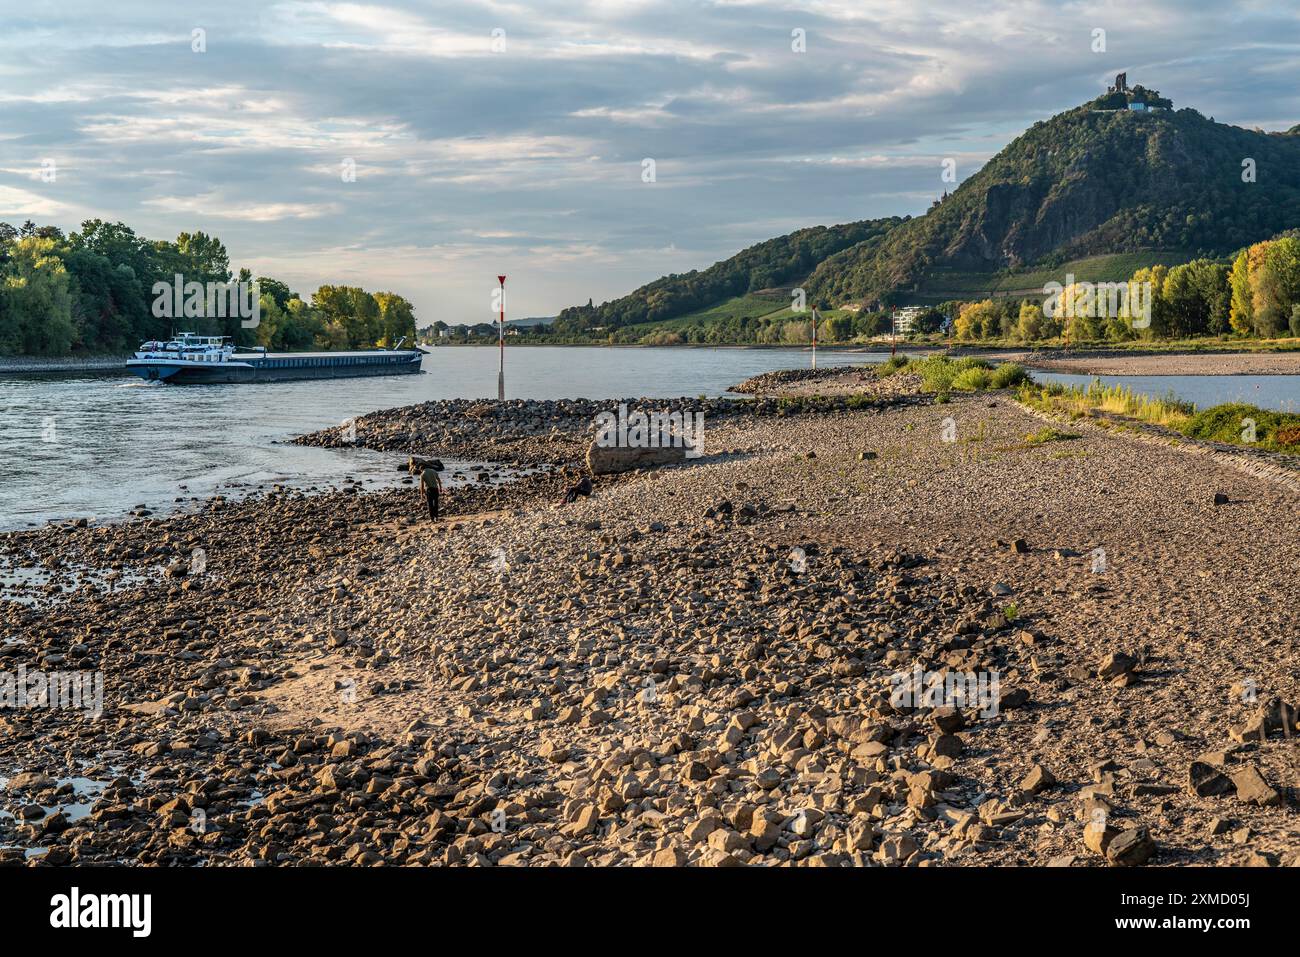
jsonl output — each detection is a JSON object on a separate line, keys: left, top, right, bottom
{"left": 807, "top": 86, "right": 1300, "bottom": 305}
{"left": 557, "top": 82, "right": 1300, "bottom": 329}
{"left": 551, "top": 217, "right": 903, "bottom": 334}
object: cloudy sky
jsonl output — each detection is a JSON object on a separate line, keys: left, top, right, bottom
{"left": 2, "top": 0, "right": 1297, "bottom": 323}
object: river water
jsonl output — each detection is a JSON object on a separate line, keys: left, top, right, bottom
{"left": 0, "top": 346, "right": 1295, "bottom": 530}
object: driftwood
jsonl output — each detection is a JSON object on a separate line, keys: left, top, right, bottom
{"left": 586, "top": 442, "right": 686, "bottom": 475}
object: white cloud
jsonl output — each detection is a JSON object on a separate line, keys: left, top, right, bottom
{"left": 0, "top": 186, "right": 69, "bottom": 218}
{"left": 143, "top": 193, "right": 337, "bottom": 221}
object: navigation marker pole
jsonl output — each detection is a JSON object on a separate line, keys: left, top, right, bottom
{"left": 810, "top": 307, "right": 818, "bottom": 370}
{"left": 497, "top": 275, "right": 506, "bottom": 401}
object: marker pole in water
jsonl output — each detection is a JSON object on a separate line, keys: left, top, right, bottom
{"left": 810, "top": 306, "right": 817, "bottom": 369}
{"left": 890, "top": 308, "right": 896, "bottom": 357}
{"left": 497, "top": 275, "right": 506, "bottom": 401}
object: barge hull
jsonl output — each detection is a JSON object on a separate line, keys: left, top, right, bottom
{"left": 128, "top": 351, "right": 423, "bottom": 384}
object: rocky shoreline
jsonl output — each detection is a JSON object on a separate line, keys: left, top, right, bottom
{"left": 292, "top": 383, "right": 926, "bottom": 465}
{"left": 0, "top": 355, "right": 128, "bottom": 375}
{"left": 1, "top": 367, "right": 1297, "bottom": 867}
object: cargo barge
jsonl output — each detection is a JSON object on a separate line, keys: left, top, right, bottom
{"left": 125, "top": 334, "right": 424, "bottom": 384}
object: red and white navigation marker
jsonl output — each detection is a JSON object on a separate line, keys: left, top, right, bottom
{"left": 497, "top": 275, "right": 506, "bottom": 401}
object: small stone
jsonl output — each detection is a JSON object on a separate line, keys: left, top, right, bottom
{"left": 754, "top": 767, "right": 782, "bottom": 789}
{"left": 1097, "top": 652, "right": 1136, "bottom": 682}
{"left": 651, "top": 846, "right": 687, "bottom": 867}
{"left": 682, "top": 760, "right": 712, "bottom": 783}
{"left": 1083, "top": 819, "right": 1118, "bottom": 855}
{"left": 1106, "top": 827, "right": 1156, "bottom": 866}
{"left": 929, "top": 706, "right": 965, "bottom": 734}
{"left": 875, "top": 833, "right": 917, "bottom": 864}
{"left": 538, "top": 741, "right": 571, "bottom": 763}
{"left": 749, "top": 816, "right": 781, "bottom": 852}
{"left": 708, "top": 828, "right": 747, "bottom": 854}
{"left": 6, "top": 771, "right": 54, "bottom": 792}
{"left": 1230, "top": 765, "right": 1281, "bottom": 807}
{"left": 684, "top": 818, "right": 717, "bottom": 843}
{"left": 1187, "top": 761, "right": 1234, "bottom": 798}
{"left": 1020, "top": 764, "right": 1056, "bottom": 795}
{"left": 929, "top": 733, "right": 964, "bottom": 758}
{"left": 998, "top": 687, "right": 1030, "bottom": 710}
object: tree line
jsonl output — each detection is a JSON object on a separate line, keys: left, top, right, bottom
{"left": 950, "top": 239, "right": 1300, "bottom": 342}
{"left": 0, "top": 220, "right": 416, "bottom": 356}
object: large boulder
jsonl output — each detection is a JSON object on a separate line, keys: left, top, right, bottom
{"left": 586, "top": 443, "right": 686, "bottom": 475}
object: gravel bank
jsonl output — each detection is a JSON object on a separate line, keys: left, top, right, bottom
{"left": 293, "top": 388, "right": 925, "bottom": 465}
{"left": 0, "top": 386, "right": 1295, "bottom": 867}
{"left": 1020, "top": 350, "right": 1300, "bottom": 377}
{"left": 731, "top": 366, "right": 922, "bottom": 399}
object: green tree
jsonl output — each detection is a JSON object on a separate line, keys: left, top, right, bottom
{"left": 1015, "top": 300, "right": 1045, "bottom": 341}
{"left": 176, "top": 231, "right": 231, "bottom": 283}
{"left": 1250, "top": 237, "right": 1300, "bottom": 337}
{"left": 1229, "top": 248, "right": 1257, "bottom": 335}
{"left": 312, "top": 285, "right": 381, "bottom": 348}
{"left": 374, "top": 292, "right": 417, "bottom": 347}
{"left": 0, "top": 238, "right": 77, "bottom": 355}
{"left": 256, "top": 277, "right": 296, "bottom": 312}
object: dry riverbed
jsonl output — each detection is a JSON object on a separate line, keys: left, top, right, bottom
{"left": 0, "top": 372, "right": 1296, "bottom": 867}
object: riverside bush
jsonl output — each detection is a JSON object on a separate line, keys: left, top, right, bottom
{"left": 989, "top": 362, "right": 1030, "bottom": 388}
{"left": 951, "top": 367, "right": 991, "bottom": 390}
{"left": 1179, "top": 402, "right": 1300, "bottom": 454}
{"left": 877, "top": 355, "right": 910, "bottom": 377}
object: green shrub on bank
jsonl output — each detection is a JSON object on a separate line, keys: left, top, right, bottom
{"left": 915, "top": 355, "right": 976, "bottom": 392}
{"left": 1017, "top": 383, "right": 1299, "bottom": 456}
{"left": 951, "top": 367, "right": 991, "bottom": 391}
{"left": 1024, "top": 427, "right": 1081, "bottom": 445}
{"left": 1017, "top": 379, "right": 1195, "bottom": 427}
{"left": 881, "top": 354, "right": 1024, "bottom": 394}
{"left": 989, "top": 362, "right": 1030, "bottom": 389}
{"left": 877, "top": 355, "right": 910, "bottom": 377}
{"left": 1179, "top": 403, "right": 1300, "bottom": 453}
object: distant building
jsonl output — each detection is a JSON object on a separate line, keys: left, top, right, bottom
{"left": 893, "top": 306, "right": 923, "bottom": 336}
{"left": 1128, "top": 102, "right": 1147, "bottom": 112}
{"left": 840, "top": 303, "right": 863, "bottom": 313}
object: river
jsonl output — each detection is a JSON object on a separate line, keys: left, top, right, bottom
{"left": 0, "top": 346, "right": 1295, "bottom": 529}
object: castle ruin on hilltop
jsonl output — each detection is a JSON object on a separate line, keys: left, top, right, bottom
{"left": 1095, "top": 74, "right": 1172, "bottom": 112}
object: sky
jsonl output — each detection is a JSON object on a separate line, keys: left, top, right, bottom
{"left": 2, "top": 0, "right": 1299, "bottom": 324}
